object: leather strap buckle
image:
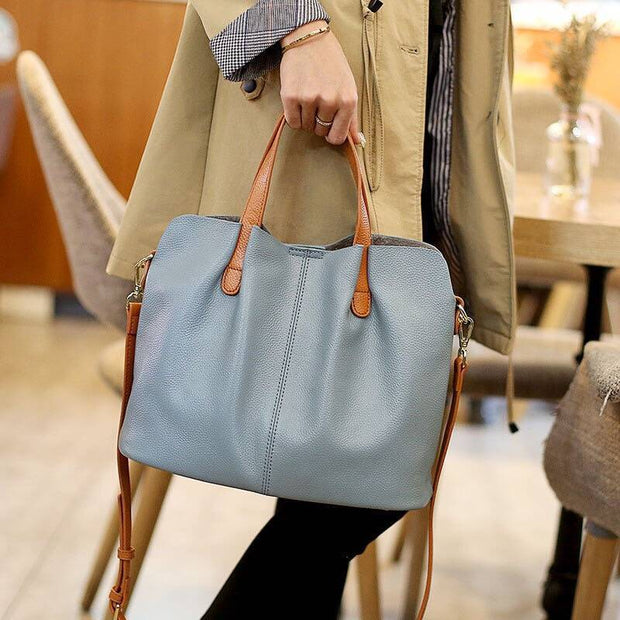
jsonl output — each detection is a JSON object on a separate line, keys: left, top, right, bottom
{"left": 117, "top": 546, "right": 136, "bottom": 561}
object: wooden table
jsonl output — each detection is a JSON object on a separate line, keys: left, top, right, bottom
{"left": 514, "top": 172, "right": 620, "bottom": 618}
{"left": 515, "top": 171, "right": 620, "bottom": 351}
{"left": 515, "top": 172, "right": 620, "bottom": 268}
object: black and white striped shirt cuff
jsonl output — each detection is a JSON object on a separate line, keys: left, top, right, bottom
{"left": 209, "top": 0, "right": 330, "bottom": 82}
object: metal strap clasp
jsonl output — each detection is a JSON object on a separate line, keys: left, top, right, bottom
{"left": 125, "top": 252, "right": 155, "bottom": 309}
{"left": 456, "top": 302, "right": 474, "bottom": 361}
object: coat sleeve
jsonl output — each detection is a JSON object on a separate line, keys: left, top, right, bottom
{"left": 191, "top": 0, "right": 330, "bottom": 82}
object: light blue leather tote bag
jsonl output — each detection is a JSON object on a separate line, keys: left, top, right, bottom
{"left": 108, "top": 112, "right": 473, "bottom": 620}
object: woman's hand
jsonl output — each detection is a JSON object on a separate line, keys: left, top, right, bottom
{"left": 279, "top": 20, "right": 362, "bottom": 146}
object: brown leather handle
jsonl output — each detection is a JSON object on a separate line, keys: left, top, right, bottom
{"left": 221, "top": 111, "right": 373, "bottom": 317}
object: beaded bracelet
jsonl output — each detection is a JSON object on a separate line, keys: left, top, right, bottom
{"left": 280, "top": 24, "right": 330, "bottom": 54}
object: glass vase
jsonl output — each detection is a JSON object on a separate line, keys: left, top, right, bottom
{"left": 545, "top": 104, "right": 598, "bottom": 200}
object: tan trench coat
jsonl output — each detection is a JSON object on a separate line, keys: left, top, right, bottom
{"left": 106, "top": 0, "right": 516, "bottom": 356}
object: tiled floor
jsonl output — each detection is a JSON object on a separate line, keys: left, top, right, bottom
{"left": 1, "top": 316, "right": 618, "bottom": 620}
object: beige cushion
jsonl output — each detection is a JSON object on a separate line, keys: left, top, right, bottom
{"left": 517, "top": 256, "right": 620, "bottom": 289}
{"left": 466, "top": 326, "right": 620, "bottom": 401}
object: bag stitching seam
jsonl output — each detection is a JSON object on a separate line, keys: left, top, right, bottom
{"left": 263, "top": 253, "right": 309, "bottom": 494}
{"left": 261, "top": 252, "right": 310, "bottom": 494}
{"left": 261, "top": 253, "right": 308, "bottom": 494}
{"left": 261, "top": 258, "right": 304, "bottom": 488}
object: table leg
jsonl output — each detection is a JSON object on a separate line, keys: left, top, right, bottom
{"left": 542, "top": 508, "right": 585, "bottom": 619}
{"left": 541, "top": 264, "right": 611, "bottom": 619}
{"left": 576, "top": 265, "right": 610, "bottom": 362}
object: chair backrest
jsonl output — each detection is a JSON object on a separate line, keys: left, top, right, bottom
{"left": 513, "top": 87, "right": 620, "bottom": 179}
{"left": 16, "top": 50, "right": 129, "bottom": 330}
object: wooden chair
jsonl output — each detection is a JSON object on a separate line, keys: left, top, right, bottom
{"left": 17, "top": 50, "right": 171, "bottom": 620}
{"left": 16, "top": 51, "right": 129, "bottom": 330}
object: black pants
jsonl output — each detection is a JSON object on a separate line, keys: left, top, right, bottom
{"left": 201, "top": 158, "right": 434, "bottom": 619}
{"left": 200, "top": 497, "right": 406, "bottom": 619}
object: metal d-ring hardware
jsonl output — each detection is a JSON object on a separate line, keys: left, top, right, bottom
{"left": 125, "top": 252, "right": 155, "bottom": 309}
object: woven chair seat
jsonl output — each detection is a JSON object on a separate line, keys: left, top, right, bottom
{"left": 544, "top": 341, "right": 620, "bottom": 536}
{"left": 465, "top": 326, "right": 620, "bottom": 401}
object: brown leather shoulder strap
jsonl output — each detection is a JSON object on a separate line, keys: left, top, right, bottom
{"left": 108, "top": 301, "right": 141, "bottom": 620}
{"left": 415, "top": 345, "right": 468, "bottom": 619}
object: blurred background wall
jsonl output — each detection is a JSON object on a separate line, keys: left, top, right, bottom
{"left": 0, "top": 0, "right": 184, "bottom": 291}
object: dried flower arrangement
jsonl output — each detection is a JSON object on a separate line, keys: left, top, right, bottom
{"left": 548, "top": 12, "right": 607, "bottom": 114}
